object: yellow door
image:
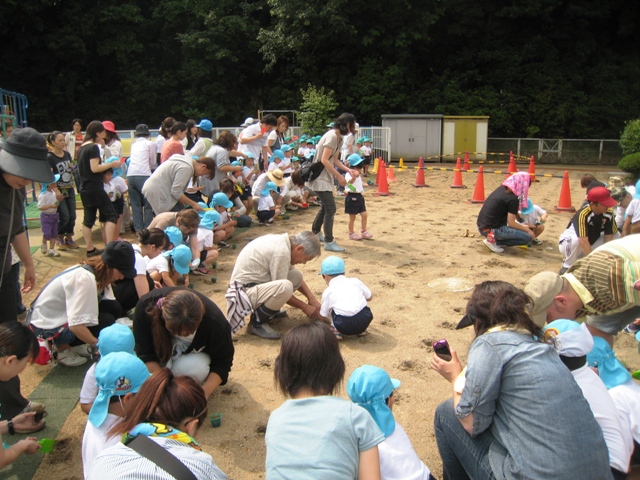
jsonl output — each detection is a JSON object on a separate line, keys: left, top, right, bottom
{"left": 454, "top": 120, "right": 477, "bottom": 154}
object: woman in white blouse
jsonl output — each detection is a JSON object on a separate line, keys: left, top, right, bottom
{"left": 29, "top": 241, "right": 136, "bottom": 367}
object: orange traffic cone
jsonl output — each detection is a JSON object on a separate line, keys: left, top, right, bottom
{"left": 375, "top": 159, "right": 385, "bottom": 186}
{"left": 554, "top": 171, "right": 575, "bottom": 212}
{"left": 451, "top": 158, "right": 465, "bottom": 189}
{"left": 418, "top": 157, "right": 424, "bottom": 169}
{"left": 463, "top": 151, "right": 470, "bottom": 171}
{"left": 387, "top": 165, "right": 396, "bottom": 183}
{"left": 507, "top": 155, "right": 517, "bottom": 174}
{"left": 528, "top": 156, "right": 536, "bottom": 182}
{"left": 374, "top": 162, "right": 393, "bottom": 196}
{"left": 468, "top": 166, "right": 485, "bottom": 203}
{"left": 413, "top": 166, "right": 428, "bottom": 187}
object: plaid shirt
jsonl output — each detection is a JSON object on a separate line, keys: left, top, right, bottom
{"left": 566, "top": 236, "right": 640, "bottom": 317}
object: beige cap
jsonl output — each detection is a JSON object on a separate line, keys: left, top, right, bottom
{"left": 523, "top": 272, "right": 564, "bottom": 327}
{"left": 266, "top": 168, "right": 285, "bottom": 187}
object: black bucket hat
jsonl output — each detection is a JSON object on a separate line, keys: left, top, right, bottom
{"left": 135, "top": 124, "right": 150, "bottom": 137}
{"left": 101, "top": 241, "right": 136, "bottom": 279}
{"left": 0, "top": 127, "right": 54, "bottom": 183}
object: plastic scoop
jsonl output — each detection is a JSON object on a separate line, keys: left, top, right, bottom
{"left": 38, "top": 438, "right": 56, "bottom": 453}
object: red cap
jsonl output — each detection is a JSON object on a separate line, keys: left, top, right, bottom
{"left": 587, "top": 186, "right": 617, "bottom": 208}
{"left": 102, "top": 120, "right": 116, "bottom": 133}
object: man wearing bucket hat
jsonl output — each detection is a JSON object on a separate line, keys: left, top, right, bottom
{"left": 524, "top": 235, "right": 640, "bottom": 346}
{"left": 347, "top": 365, "right": 434, "bottom": 480}
{"left": 83, "top": 352, "right": 150, "bottom": 478}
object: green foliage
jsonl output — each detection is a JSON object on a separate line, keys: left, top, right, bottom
{"left": 298, "top": 85, "right": 338, "bottom": 136}
{"left": 618, "top": 152, "right": 640, "bottom": 178}
{"left": 620, "top": 120, "right": 640, "bottom": 156}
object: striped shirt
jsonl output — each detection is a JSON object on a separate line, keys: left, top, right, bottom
{"left": 569, "top": 205, "right": 617, "bottom": 245}
{"left": 565, "top": 236, "right": 640, "bottom": 317}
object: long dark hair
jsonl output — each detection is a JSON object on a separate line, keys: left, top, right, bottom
{"left": 84, "top": 120, "right": 105, "bottom": 142}
{"left": 0, "top": 322, "right": 38, "bottom": 362}
{"left": 82, "top": 256, "right": 115, "bottom": 290}
{"left": 334, "top": 113, "right": 356, "bottom": 136}
{"left": 145, "top": 289, "right": 205, "bottom": 365}
{"left": 159, "top": 117, "right": 175, "bottom": 140}
{"left": 186, "top": 119, "right": 198, "bottom": 149}
{"left": 137, "top": 228, "right": 169, "bottom": 249}
{"left": 467, "top": 281, "right": 543, "bottom": 339}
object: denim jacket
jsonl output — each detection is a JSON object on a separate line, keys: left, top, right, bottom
{"left": 457, "top": 330, "right": 612, "bottom": 480}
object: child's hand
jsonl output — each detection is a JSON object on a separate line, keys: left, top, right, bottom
{"left": 19, "top": 438, "right": 41, "bottom": 455}
{"left": 351, "top": 170, "right": 360, "bottom": 178}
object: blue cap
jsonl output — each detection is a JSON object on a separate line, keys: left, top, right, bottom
{"left": 245, "top": 152, "right": 255, "bottom": 159}
{"left": 230, "top": 160, "right": 243, "bottom": 167}
{"left": 199, "top": 210, "right": 221, "bottom": 230}
{"left": 587, "top": 337, "right": 632, "bottom": 389}
{"left": 88, "top": 352, "right": 150, "bottom": 427}
{"left": 270, "top": 150, "right": 284, "bottom": 162}
{"left": 211, "top": 192, "right": 233, "bottom": 209}
{"left": 305, "top": 150, "right": 315, "bottom": 159}
{"left": 260, "top": 181, "right": 278, "bottom": 197}
{"left": 347, "top": 365, "right": 400, "bottom": 437}
{"left": 356, "top": 138, "right": 364, "bottom": 144}
{"left": 164, "top": 226, "right": 183, "bottom": 248}
{"left": 106, "top": 156, "right": 125, "bottom": 178}
{"left": 292, "top": 156, "right": 300, "bottom": 162}
{"left": 163, "top": 245, "right": 192, "bottom": 275}
{"left": 347, "top": 153, "right": 364, "bottom": 167}
{"left": 195, "top": 119, "right": 213, "bottom": 131}
{"left": 97, "top": 324, "right": 135, "bottom": 357}
{"left": 300, "top": 138, "right": 307, "bottom": 144}
{"left": 327, "top": 122, "right": 335, "bottom": 128}
{"left": 41, "top": 174, "right": 61, "bottom": 193}
{"left": 520, "top": 199, "right": 534, "bottom": 215}
{"left": 542, "top": 320, "right": 593, "bottom": 357}
{"left": 319, "top": 256, "right": 345, "bottom": 275}
{"left": 280, "top": 145, "right": 291, "bottom": 153}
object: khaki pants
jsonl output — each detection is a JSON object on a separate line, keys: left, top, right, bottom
{"left": 245, "top": 269, "right": 303, "bottom": 311}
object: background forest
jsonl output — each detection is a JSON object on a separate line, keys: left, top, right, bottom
{"left": 1, "top": 0, "right": 639, "bottom": 138}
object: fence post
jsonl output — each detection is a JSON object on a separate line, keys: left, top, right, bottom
{"left": 599, "top": 140, "right": 604, "bottom": 163}
{"left": 538, "top": 139, "right": 543, "bottom": 163}
{"left": 558, "top": 139, "right": 563, "bottom": 162}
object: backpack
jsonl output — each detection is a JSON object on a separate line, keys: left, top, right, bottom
{"left": 299, "top": 159, "right": 324, "bottom": 182}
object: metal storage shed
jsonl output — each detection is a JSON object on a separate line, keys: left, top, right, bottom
{"left": 381, "top": 114, "right": 443, "bottom": 161}
{"left": 442, "top": 116, "right": 489, "bottom": 160}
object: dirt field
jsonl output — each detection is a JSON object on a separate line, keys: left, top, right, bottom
{"left": 15, "top": 164, "right": 640, "bottom": 479}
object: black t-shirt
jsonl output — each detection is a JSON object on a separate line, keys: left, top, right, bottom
{"left": 77, "top": 143, "right": 110, "bottom": 207}
{"left": 568, "top": 205, "right": 616, "bottom": 245}
{"left": 477, "top": 186, "right": 520, "bottom": 229}
{"left": 47, "top": 151, "right": 74, "bottom": 190}
{"left": 0, "top": 175, "right": 25, "bottom": 274}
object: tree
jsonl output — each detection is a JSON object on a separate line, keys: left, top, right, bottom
{"left": 298, "top": 85, "right": 338, "bottom": 136}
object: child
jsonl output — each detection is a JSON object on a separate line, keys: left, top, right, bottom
{"left": 622, "top": 193, "right": 640, "bottom": 237}
{"left": 193, "top": 210, "right": 220, "bottom": 275}
{"left": 147, "top": 244, "right": 191, "bottom": 288}
{"left": 361, "top": 137, "right": 373, "bottom": 176}
{"left": 345, "top": 153, "right": 373, "bottom": 240}
{"left": 257, "top": 181, "right": 281, "bottom": 226}
{"left": 518, "top": 198, "right": 547, "bottom": 245}
{"left": 83, "top": 352, "right": 150, "bottom": 478}
{"left": 282, "top": 171, "right": 308, "bottom": 211}
{"left": 210, "top": 192, "right": 236, "bottom": 247}
{"left": 319, "top": 256, "right": 373, "bottom": 339}
{"left": 242, "top": 153, "right": 259, "bottom": 188}
{"left": 280, "top": 145, "right": 293, "bottom": 176}
{"left": 265, "top": 322, "right": 384, "bottom": 478}
{"left": 268, "top": 149, "right": 285, "bottom": 171}
{"left": 610, "top": 187, "right": 633, "bottom": 230}
{"left": 348, "top": 365, "right": 435, "bottom": 480}
{"left": 38, "top": 174, "right": 61, "bottom": 257}
{"left": 297, "top": 138, "right": 308, "bottom": 158}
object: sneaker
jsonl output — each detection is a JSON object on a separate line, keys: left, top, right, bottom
{"left": 218, "top": 240, "right": 230, "bottom": 248}
{"left": 40, "top": 241, "right": 47, "bottom": 254}
{"left": 483, "top": 239, "right": 504, "bottom": 253}
{"left": 316, "top": 232, "right": 325, "bottom": 242}
{"left": 57, "top": 349, "right": 88, "bottom": 367}
{"left": 116, "top": 317, "right": 134, "bottom": 328}
{"left": 247, "top": 320, "right": 281, "bottom": 340}
{"left": 623, "top": 322, "right": 640, "bottom": 336}
{"left": 311, "top": 199, "right": 322, "bottom": 206}
{"left": 324, "top": 241, "right": 346, "bottom": 252}
{"left": 47, "top": 249, "right": 61, "bottom": 257}
{"left": 258, "top": 221, "right": 272, "bottom": 227}
{"left": 68, "top": 344, "right": 92, "bottom": 358}
{"left": 87, "top": 247, "right": 103, "bottom": 258}
{"left": 56, "top": 237, "right": 68, "bottom": 250}
{"left": 360, "top": 230, "right": 373, "bottom": 239}
{"left": 532, "top": 238, "right": 543, "bottom": 245}
{"left": 65, "top": 237, "right": 79, "bottom": 249}
{"left": 287, "top": 204, "right": 299, "bottom": 211}
{"left": 336, "top": 191, "right": 346, "bottom": 196}
{"left": 348, "top": 232, "right": 362, "bottom": 240}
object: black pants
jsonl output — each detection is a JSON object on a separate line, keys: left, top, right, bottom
{"left": 113, "top": 275, "right": 154, "bottom": 312}
{"left": 0, "top": 267, "right": 18, "bottom": 325}
{"left": 332, "top": 306, "right": 373, "bottom": 335}
{"left": 69, "top": 299, "right": 122, "bottom": 346}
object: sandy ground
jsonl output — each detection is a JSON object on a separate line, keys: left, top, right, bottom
{"left": 14, "top": 164, "right": 640, "bottom": 479}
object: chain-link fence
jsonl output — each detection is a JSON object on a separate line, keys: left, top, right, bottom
{"left": 488, "top": 138, "right": 622, "bottom": 165}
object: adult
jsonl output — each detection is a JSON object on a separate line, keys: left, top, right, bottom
{"left": 226, "top": 231, "right": 322, "bottom": 340}
{"left": 47, "top": 131, "right": 78, "bottom": 249}
{"left": 202, "top": 130, "right": 243, "bottom": 197}
{"left": 77, "top": 120, "right": 119, "bottom": 256}
{"left": 0, "top": 322, "right": 46, "bottom": 466}
{"left": 185, "top": 119, "right": 198, "bottom": 150}
{"left": 65, "top": 118, "right": 83, "bottom": 161}
{"left": 0, "top": 127, "right": 53, "bottom": 425}
{"left": 431, "top": 281, "right": 611, "bottom": 480}
{"left": 219, "top": 178, "right": 253, "bottom": 228}
{"left": 29, "top": 241, "right": 135, "bottom": 367}
{"left": 160, "top": 121, "right": 187, "bottom": 163}
{"left": 476, "top": 171, "right": 534, "bottom": 253}
{"left": 155, "top": 117, "right": 175, "bottom": 165}
{"left": 308, "top": 113, "right": 358, "bottom": 253}
{"left": 127, "top": 124, "right": 157, "bottom": 231}
{"left": 558, "top": 186, "right": 618, "bottom": 274}
{"left": 149, "top": 209, "right": 201, "bottom": 265}
{"left": 112, "top": 228, "right": 167, "bottom": 312}
{"left": 187, "top": 119, "right": 214, "bottom": 159}
{"left": 142, "top": 154, "right": 214, "bottom": 214}
{"left": 102, "top": 121, "right": 123, "bottom": 160}
{"left": 238, "top": 114, "right": 277, "bottom": 170}
{"left": 88, "top": 368, "right": 227, "bottom": 480}
{"left": 524, "top": 235, "right": 640, "bottom": 348}
{"left": 266, "top": 115, "right": 289, "bottom": 156}
{"left": 251, "top": 168, "right": 285, "bottom": 212}
{"left": 133, "top": 287, "right": 234, "bottom": 399}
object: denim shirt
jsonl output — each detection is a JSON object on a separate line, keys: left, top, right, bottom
{"left": 457, "top": 330, "right": 612, "bottom": 480}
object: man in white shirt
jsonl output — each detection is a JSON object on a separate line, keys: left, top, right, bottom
{"left": 238, "top": 114, "right": 277, "bottom": 171}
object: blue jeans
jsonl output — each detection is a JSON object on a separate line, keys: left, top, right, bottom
{"left": 128, "top": 176, "right": 154, "bottom": 231}
{"left": 57, "top": 188, "right": 77, "bottom": 236}
{"left": 480, "top": 225, "right": 531, "bottom": 247}
{"left": 434, "top": 398, "right": 496, "bottom": 480}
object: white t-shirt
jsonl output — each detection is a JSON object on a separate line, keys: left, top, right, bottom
{"left": 128, "top": 137, "right": 157, "bottom": 176}
{"left": 80, "top": 363, "right": 98, "bottom": 405}
{"left": 258, "top": 195, "right": 275, "bottom": 212}
{"left": 83, "top": 413, "right": 121, "bottom": 479}
{"left": 610, "top": 380, "right": 640, "bottom": 444}
{"left": 521, "top": 205, "right": 546, "bottom": 225}
{"left": 297, "top": 146, "right": 309, "bottom": 157}
{"left": 37, "top": 189, "right": 58, "bottom": 215}
{"left": 379, "top": 423, "right": 432, "bottom": 480}
{"left": 146, "top": 255, "right": 169, "bottom": 274}
{"left": 625, "top": 198, "right": 640, "bottom": 224}
{"left": 104, "top": 181, "right": 117, "bottom": 203}
{"left": 268, "top": 160, "right": 283, "bottom": 171}
{"left": 132, "top": 244, "right": 147, "bottom": 276}
{"left": 320, "top": 275, "right": 372, "bottom": 318}
{"left": 242, "top": 166, "right": 258, "bottom": 187}
{"left": 252, "top": 172, "right": 270, "bottom": 197}
{"left": 112, "top": 176, "right": 128, "bottom": 196}
{"left": 197, "top": 227, "right": 214, "bottom": 252}
{"left": 361, "top": 145, "right": 372, "bottom": 157}
{"left": 280, "top": 158, "right": 292, "bottom": 174}
{"left": 345, "top": 172, "right": 364, "bottom": 193}
{"left": 341, "top": 133, "right": 355, "bottom": 161}
{"left": 238, "top": 123, "right": 266, "bottom": 160}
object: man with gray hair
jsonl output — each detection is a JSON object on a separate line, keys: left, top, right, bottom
{"left": 225, "top": 231, "right": 322, "bottom": 339}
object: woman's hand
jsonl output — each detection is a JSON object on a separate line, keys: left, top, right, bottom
{"left": 431, "top": 347, "right": 463, "bottom": 383}
{"left": 11, "top": 412, "right": 44, "bottom": 433}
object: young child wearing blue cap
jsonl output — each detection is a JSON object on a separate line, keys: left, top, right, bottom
{"left": 148, "top": 244, "right": 192, "bottom": 288}
{"left": 347, "top": 365, "right": 434, "bottom": 480}
{"left": 268, "top": 149, "right": 285, "bottom": 172}
{"left": 193, "top": 209, "right": 221, "bottom": 275}
{"left": 210, "top": 192, "right": 236, "bottom": 248}
{"left": 345, "top": 153, "right": 373, "bottom": 241}
{"left": 38, "top": 174, "right": 61, "bottom": 257}
{"left": 82, "top": 351, "right": 150, "bottom": 478}
{"left": 257, "top": 181, "right": 281, "bottom": 226}
{"left": 319, "top": 256, "right": 373, "bottom": 339}
{"left": 517, "top": 198, "right": 547, "bottom": 245}
{"left": 361, "top": 137, "right": 373, "bottom": 176}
